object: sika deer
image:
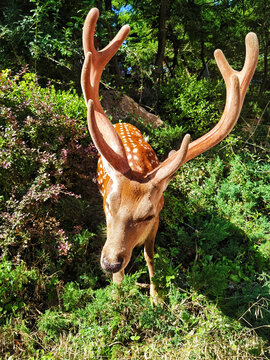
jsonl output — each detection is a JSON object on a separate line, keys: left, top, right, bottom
{"left": 81, "top": 7, "right": 259, "bottom": 301}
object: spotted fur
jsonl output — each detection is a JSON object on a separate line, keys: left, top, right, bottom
{"left": 96, "top": 123, "right": 159, "bottom": 198}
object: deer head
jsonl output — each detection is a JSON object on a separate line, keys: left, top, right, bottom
{"left": 81, "top": 8, "right": 259, "bottom": 300}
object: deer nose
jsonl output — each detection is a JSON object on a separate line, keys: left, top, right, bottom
{"left": 102, "top": 256, "right": 123, "bottom": 273}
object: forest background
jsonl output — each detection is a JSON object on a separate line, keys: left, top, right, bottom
{"left": 0, "top": 0, "right": 269, "bottom": 358}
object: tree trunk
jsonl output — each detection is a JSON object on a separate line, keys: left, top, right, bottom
{"left": 260, "top": 41, "right": 269, "bottom": 95}
{"left": 259, "top": 0, "right": 270, "bottom": 95}
{"left": 104, "top": 0, "right": 121, "bottom": 84}
{"left": 154, "top": 0, "right": 168, "bottom": 81}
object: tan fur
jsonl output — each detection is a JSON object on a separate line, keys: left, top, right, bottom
{"left": 97, "top": 125, "right": 164, "bottom": 299}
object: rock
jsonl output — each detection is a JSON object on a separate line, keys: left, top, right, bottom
{"left": 101, "top": 89, "right": 163, "bottom": 128}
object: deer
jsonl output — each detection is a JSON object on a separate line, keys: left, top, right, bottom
{"left": 81, "top": 7, "right": 259, "bottom": 301}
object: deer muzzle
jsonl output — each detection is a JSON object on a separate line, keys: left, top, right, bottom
{"left": 101, "top": 254, "right": 124, "bottom": 273}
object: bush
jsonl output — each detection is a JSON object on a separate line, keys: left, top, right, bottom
{"left": 158, "top": 71, "right": 223, "bottom": 138}
{"left": 0, "top": 69, "right": 102, "bottom": 282}
{"left": 0, "top": 258, "right": 38, "bottom": 322}
{"left": 159, "top": 153, "right": 269, "bottom": 287}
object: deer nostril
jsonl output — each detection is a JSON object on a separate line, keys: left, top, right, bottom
{"left": 102, "top": 256, "right": 123, "bottom": 273}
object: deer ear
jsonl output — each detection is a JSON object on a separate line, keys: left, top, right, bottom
{"left": 87, "top": 100, "right": 131, "bottom": 176}
{"left": 148, "top": 134, "right": 190, "bottom": 190}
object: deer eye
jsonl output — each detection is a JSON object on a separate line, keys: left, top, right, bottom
{"left": 136, "top": 214, "right": 154, "bottom": 223}
{"left": 145, "top": 215, "right": 155, "bottom": 222}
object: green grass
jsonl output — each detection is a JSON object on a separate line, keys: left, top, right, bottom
{"left": 0, "top": 274, "right": 269, "bottom": 359}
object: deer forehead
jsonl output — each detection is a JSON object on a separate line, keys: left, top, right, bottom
{"left": 106, "top": 179, "right": 156, "bottom": 216}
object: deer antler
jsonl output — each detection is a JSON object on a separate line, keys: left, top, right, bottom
{"left": 183, "top": 32, "right": 259, "bottom": 163}
{"left": 81, "top": 8, "right": 131, "bottom": 174}
{"left": 139, "top": 33, "right": 259, "bottom": 184}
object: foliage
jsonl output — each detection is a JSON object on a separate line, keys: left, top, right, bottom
{"left": 1, "top": 1, "right": 269, "bottom": 104}
{"left": 0, "top": 258, "right": 38, "bottom": 321}
{"left": 158, "top": 153, "right": 269, "bottom": 287}
{"left": 0, "top": 69, "right": 103, "bottom": 286}
{"left": 0, "top": 0, "right": 85, "bottom": 87}
{"left": 158, "top": 72, "right": 223, "bottom": 137}
{"left": 0, "top": 1, "right": 269, "bottom": 357}
{"left": 0, "top": 67, "right": 269, "bottom": 358}
{"left": 1, "top": 278, "right": 268, "bottom": 359}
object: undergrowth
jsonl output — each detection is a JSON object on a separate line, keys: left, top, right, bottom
{"left": 1, "top": 274, "right": 269, "bottom": 359}
{"left": 0, "top": 70, "right": 269, "bottom": 359}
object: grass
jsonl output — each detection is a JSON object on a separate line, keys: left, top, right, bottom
{"left": 0, "top": 273, "right": 269, "bottom": 359}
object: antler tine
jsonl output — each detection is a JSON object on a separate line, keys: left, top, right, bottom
{"left": 214, "top": 32, "right": 259, "bottom": 105}
{"left": 239, "top": 32, "right": 259, "bottom": 99}
{"left": 82, "top": 7, "right": 99, "bottom": 57}
{"left": 81, "top": 51, "right": 92, "bottom": 105}
{"left": 101, "top": 25, "right": 130, "bottom": 64}
{"left": 83, "top": 8, "right": 130, "bottom": 64}
{"left": 148, "top": 134, "right": 191, "bottom": 185}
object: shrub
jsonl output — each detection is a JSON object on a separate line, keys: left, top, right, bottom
{"left": 0, "top": 69, "right": 101, "bottom": 280}
{"left": 159, "top": 153, "right": 269, "bottom": 288}
{"left": 158, "top": 71, "right": 223, "bottom": 137}
{"left": 0, "top": 258, "right": 38, "bottom": 322}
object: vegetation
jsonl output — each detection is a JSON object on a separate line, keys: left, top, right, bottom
{"left": 0, "top": 1, "right": 269, "bottom": 359}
